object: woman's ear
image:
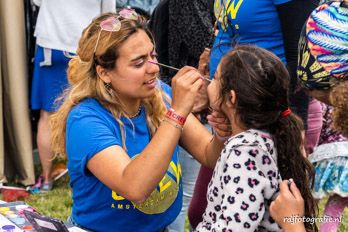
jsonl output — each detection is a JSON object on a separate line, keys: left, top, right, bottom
{"left": 225, "top": 90, "right": 237, "bottom": 108}
{"left": 96, "top": 65, "right": 111, "bottom": 84}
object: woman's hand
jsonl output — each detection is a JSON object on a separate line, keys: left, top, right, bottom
{"left": 171, "top": 66, "right": 203, "bottom": 117}
{"left": 270, "top": 180, "right": 306, "bottom": 232}
{"left": 207, "top": 110, "right": 232, "bottom": 139}
{"left": 192, "top": 81, "right": 209, "bottom": 114}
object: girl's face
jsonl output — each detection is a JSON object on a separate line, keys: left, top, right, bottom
{"left": 207, "top": 64, "right": 223, "bottom": 112}
{"left": 104, "top": 30, "right": 159, "bottom": 106}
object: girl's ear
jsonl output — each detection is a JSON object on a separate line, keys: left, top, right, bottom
{"left": 226, "top": 90, "right": 237, "bottom": 108}
{"left": 96, "top": 65, "right": 112, "bottom": 84}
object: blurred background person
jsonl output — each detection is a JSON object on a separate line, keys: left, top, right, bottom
{"left": 30, "top": 0, "right": 116, "bottom": 191}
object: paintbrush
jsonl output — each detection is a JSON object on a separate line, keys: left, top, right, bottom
{"left": 148, "top": 60, "right": 211, "bottom": 82}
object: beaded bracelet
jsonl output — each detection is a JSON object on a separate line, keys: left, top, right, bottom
{"left": 162, "top": 119, "right": 183, "bottom": 131}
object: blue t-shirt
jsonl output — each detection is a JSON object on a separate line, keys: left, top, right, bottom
{"left": 66, "top": 82, "right": 182, "bottom": 232}
{"left": 210, "top": 0, "right": 291, "bottom": 78}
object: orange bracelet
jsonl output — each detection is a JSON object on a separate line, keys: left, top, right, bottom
{"left": 165, "top": 108, "right": 186, "bottom": 125}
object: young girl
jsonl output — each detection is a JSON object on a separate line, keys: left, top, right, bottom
{"left": 309, "top": 102, "right": 348, "bottom": 232}
{"left": 195, "top": 46, "right": 317, "bottom": 231}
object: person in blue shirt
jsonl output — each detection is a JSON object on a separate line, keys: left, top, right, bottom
{"left": 210, "top": 0, "right": 287, "bottom": 77}
{"left": 49, "top": 10, "right": 230, "bottom": 232}
{"left": 209, "top": 0, "right": 318, "bottom": 129}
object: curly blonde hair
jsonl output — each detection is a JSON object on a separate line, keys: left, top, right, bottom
{"left": 331, "top": 81, "right": 348, "bottom": 138}
{"left": 50, "top": 12, "right": 168, "bottom": 158}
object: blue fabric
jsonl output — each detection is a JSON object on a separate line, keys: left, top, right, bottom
{"left": 117, "top": 0, "right": 160, "bottom": 14}
{"left": 31, "top": 46, "right": 70, "bottom": 112}
{"left": 312, "top": 156, "right": 348, "bottom": 199}
{"left": 209, "top": 0, "right": 291, "bottom": 78}
{"left": 66, "top": 81, "right": 182, "bottom": 232}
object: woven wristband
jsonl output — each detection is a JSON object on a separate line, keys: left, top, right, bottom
{"left": 165, "top": 108, "right": 186, "bottom": 125}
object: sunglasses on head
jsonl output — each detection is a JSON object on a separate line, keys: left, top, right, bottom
{"left": 93, "top": 8, "right": 139, "bottom": 55}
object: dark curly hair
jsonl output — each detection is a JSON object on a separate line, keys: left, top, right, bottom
{"left": 219, "top": 45, "right": 317, "bottom": 231}
{"left": 331, "top": 81, "right": 348, "bottom": 138}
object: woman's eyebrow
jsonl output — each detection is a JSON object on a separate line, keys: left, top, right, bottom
{"left": 130, "top": 54, "right": 147, "bottom": 62}
{"left": 130, "top": 47, "right": 155, "bottom": 62}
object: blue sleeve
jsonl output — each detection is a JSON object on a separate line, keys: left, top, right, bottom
{"left": 66, "top": 108, "right": 121, "bottom": 176}
{"left": 273, "top": 0, "right": 291, "bottom": 5}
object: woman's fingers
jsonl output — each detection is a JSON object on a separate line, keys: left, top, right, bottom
{"left": 171, "top": 66, "right": 204, "bottom": 116}
{"left": 289, "top": 181, "right": 304, "bottom": 202}
{"left": 279, "top": 180, "right": 292, "bottom": 198}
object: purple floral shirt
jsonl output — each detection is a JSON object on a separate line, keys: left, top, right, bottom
{"left": 318, "top": 103, "right": 347, "bottom": 145}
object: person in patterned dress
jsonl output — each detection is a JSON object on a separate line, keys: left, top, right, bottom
{"left": 195, "top": 45, "right": 317, "bottom": 232}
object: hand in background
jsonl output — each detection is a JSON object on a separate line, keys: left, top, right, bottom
{"left": 198, "top": 48, "right": 211, "bottom": 77}
{"left": 306, "top": 89, "right": 332, "bottom": 105}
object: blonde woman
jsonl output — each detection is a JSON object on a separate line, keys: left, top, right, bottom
{"left": 50, "top": 10, "right": 229, "bottom": 232}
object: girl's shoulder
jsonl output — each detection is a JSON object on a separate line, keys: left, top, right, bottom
{"left": 225, "top": 129, "right": 274, "bottom": 151}
{"left": 223, "top": 129, "right": 278, "bottom": 165}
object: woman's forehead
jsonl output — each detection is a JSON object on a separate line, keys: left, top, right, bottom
{"left": 117, "top": 30, "right": 154, "bottom": 60}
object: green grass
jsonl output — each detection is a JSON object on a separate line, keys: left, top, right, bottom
{"left": 24, "top": 175, "right": 72, "bottom": 221}
{"left": 2, "top": 175, "right": 348, "bottom": 231}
